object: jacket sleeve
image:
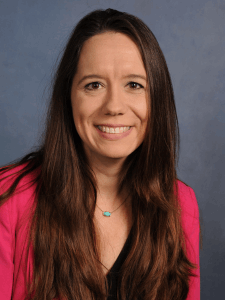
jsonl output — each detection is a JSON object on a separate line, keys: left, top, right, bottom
{"left": 185, "top": 187, "right": 200, "bottom": 300}
{"left": 0, "top": 198, "right": 15, "bottom": 300}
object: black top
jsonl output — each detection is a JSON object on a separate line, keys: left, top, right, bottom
{"left": 106, "top": 226, "right": 133, "bottom": 300}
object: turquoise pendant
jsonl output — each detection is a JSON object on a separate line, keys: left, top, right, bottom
{"left": 103, "top": 211, "right": 111, "bottom": 217}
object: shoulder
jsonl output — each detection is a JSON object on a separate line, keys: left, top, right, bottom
{"left": 175, "top": 180, "right": 199, "bottom": 235}
{"left": 0, "top": 163, "right": 38, "bottom": 231}
{"left": 176, "top": 180, "right": 199, "bottom": 213}
{"left": 0, "top": 163, "right": 38, "bottom": 298}
{"left": 176, "top": 180, "right": 200, "bottom": 296}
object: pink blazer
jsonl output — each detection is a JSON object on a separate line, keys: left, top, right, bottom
{"left": 0, "top": 165, "right": 200, "bottom": 300}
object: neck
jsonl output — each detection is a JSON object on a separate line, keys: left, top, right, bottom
{"left": 86, "top": 152, "right": 127, "bottom": 209}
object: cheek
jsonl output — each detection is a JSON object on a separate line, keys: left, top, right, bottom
{"left": 71, "top": 98, "right": 97, "bottom": 138}
{"left": 71, "top": 100, "right": 85, "bottom": 134}
{"left": 135, "top": 98, "right": 149, "bottom": 138}
{"left": 72, "top": 94, "right": 99, "bottom": 120}
{"left": 140, "top": 95, "right": 149, "bottom": 123}
{"left": 134, "top": 99, "right": 148, "bottom": 124}
{"left": 72, "top": 112, "right": 88, "bottom": 141}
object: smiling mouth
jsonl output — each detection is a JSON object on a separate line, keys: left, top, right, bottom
{"left": 97, "top": 125, "right": 131, "bottom": 134}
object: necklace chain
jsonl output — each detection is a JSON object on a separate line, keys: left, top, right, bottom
{"left": 96, "top": 195, "right": 129, "bottom": 217}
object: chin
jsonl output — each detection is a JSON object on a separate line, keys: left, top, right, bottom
{"left": 101, "top": 149, "right": 135, "bottom": 160}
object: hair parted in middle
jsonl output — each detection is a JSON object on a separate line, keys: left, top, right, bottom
{"left": 0, "top": 8, "right": 197, "bottom": 300}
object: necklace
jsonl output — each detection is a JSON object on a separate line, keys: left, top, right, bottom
{"left": 96, "top": 195, "right": 129, "bottom": 217}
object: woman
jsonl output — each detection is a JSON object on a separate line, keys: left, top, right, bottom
{"left": 0, "top": 8, "right": 200, "bottom": 300}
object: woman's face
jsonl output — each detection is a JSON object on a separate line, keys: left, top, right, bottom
{"left": 71, "top": 32, "right": 148, "bottom": 162}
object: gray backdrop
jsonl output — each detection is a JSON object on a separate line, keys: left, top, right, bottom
{"left": 0, "top": 0, "right": 224, "bottom": 299}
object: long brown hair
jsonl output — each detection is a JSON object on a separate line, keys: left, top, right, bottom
{"left": 0, "top": 8, "right": 197, "bottom": 300}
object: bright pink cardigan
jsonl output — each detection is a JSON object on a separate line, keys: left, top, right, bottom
{"left": 0, "top": 165, "right": 200, "bottom": 299}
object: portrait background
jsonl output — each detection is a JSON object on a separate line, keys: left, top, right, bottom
{"left": 0, "top": 1, "right": 224, "bottom": 299}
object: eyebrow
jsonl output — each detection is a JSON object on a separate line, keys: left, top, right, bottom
{"left": 77, "top": 74, "right": 147, "bottom": 85}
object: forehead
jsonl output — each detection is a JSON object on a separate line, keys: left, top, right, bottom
{"left": 76, "top": 32, "right": 146, "bottom": 76}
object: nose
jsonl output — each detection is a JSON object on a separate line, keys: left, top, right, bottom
{"left": 102, "top": 85, "right": 127, "bottom": 116}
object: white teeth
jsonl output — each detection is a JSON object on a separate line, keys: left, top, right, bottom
{"left": 97, "top": 126, "right": 131, "bottom": 134}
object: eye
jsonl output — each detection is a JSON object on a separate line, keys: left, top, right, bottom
{"left": 84, "top": 82, "right": 103, "bottom": 91}
{"left": 128, "top": 82, "right": 144, "bottom": 89}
